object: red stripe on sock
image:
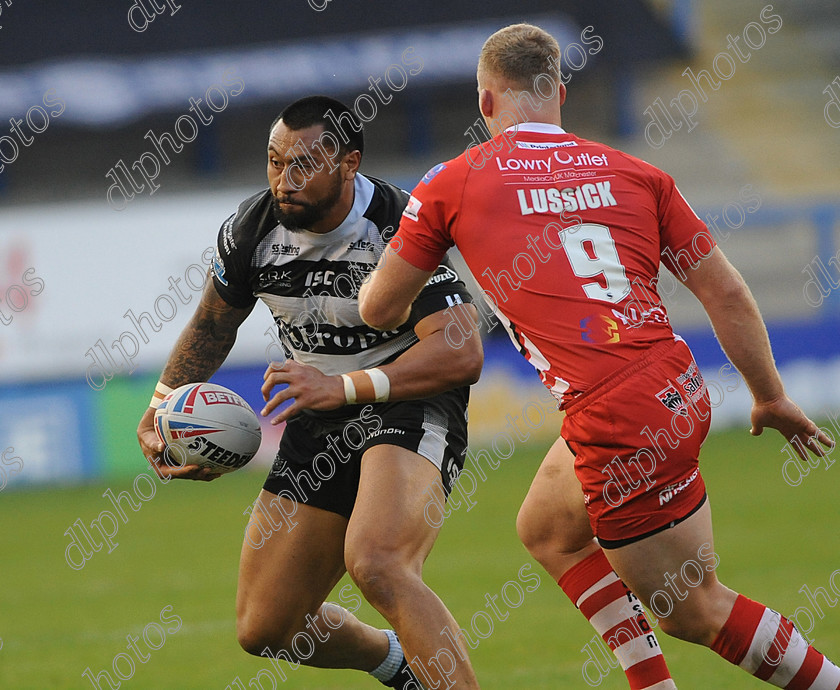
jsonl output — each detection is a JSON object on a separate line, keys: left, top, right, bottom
{"left": 711, "top": 595, "right": 766, "bottom": 664}
{"left": 559, "top": 550, "right": 672, "bottom": 690}
{"left": 558, "top": 549, "right": 615, "bottom": 605}
{"left": 602, "top": 618, "right": 644, "bottom": 650}
{"left": 786, "top": 647, "right": 824, "bottom": 690}
{"left": 579, "top": 580, "right": 629, "bottom": 620}
{"left": 754, "top": 617, "right": 793, "bottom": 680}
{"left": 626, "top": 656, "right": 671, "bottom": 690}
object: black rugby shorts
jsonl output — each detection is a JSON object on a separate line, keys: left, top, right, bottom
{"left": 262, "top": 388, "right": 469, "bottom": 519}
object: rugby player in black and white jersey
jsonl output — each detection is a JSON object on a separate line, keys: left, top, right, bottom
{"left": 136, "top": 96, "right": 482, "bottom": 689}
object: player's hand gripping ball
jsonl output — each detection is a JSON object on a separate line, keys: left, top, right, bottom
{"left": 154, "top": 383, "right": 262, "bottom": 474}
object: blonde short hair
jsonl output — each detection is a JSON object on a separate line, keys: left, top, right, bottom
{"left": 478, "top": 23, "right": 561, "bottom": 93}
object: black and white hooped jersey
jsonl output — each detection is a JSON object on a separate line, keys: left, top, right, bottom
{"left": 211, "top": 173, "right": 473, "bottom": 377}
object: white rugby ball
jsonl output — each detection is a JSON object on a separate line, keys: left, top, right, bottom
{"left": 154, "top": 382, "right": 262, "bottom": 474}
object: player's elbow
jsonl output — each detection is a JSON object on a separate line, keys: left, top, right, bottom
{"left": 451, "top": 332, "right": 484, "bottom": 386}
{"left": 360, "top": 306, "right": 398, "bottom": 331}
{"left": 683, "top": 247, "right": 752, "bottom": 308}
{"left": 461, "top": 359, "right": 483, "bottom": 387}
{"left": 697, "top": 270, "right": 752, "bottom": 312}
{"left": 359, "top": 302, "right": 386, "bottom": 330}
{"left": 359, "top": 296, "right": 407, "bottom": 331}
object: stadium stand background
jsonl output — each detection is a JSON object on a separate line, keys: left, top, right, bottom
{"left": 1, "top": 0, "right": 839, "bottom": 486}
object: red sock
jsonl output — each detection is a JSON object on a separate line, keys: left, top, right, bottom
{"left": 712, "top": 594, "right": 840, "bottom": 689}
{"left": 559, "top": 549, "right": 673, "bottom": 690}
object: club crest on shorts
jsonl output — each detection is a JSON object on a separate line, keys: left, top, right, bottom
{"left": 656, "top": 383, "right": 688, "bottom": 416}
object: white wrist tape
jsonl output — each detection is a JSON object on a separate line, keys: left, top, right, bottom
{"left": 365, "top": 368, "right": 391, "bottom": 403}
{"left": 341, "top": 374, "right": 357, "bottom": 404}
{"left": 149, "top": 381, "right": 175, "bottom": 409}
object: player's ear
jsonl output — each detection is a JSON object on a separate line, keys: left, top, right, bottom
{"left": 479, "top": 88, "right": 494, "bottom": 119}
{"left": 342, "top": 149, "right": 361, "bottom": 179}
{"left": 556, "top": 80, "right": 567, "bottom": 108}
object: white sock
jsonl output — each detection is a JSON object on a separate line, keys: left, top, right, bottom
{"left": 370, "top": 629, "right": 404, "bottom": 682}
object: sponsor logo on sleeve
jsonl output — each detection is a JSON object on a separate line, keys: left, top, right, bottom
{"left": 222, "top": 216, "right": 237, "bottom": 253}
{"left": 402, "top": 195, "right": 423, "bottom": 222}
{"left": 212, "top": 251, "right": 228, "bottom": 286}
{"left": 421, "top": 163, "right": 447, "bottom": 184}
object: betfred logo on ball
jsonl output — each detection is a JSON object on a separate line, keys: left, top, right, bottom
{"left": 154, "top": 382, "right": 262, "bottom": 474}
{"left": 199, "top": 390, "right": 251, "bottom": 408}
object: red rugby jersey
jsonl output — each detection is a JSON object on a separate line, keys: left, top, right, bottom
{"left": 394, "top": 123, "right": 715, "bottom": 405}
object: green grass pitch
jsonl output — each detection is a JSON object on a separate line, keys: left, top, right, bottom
{"left": 2, "top": 426, "right": 838, "bottom": 689}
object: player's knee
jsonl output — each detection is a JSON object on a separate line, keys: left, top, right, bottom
{"left": 515, "top": 499, "right": 542, "bottom": 553}
{"left": 516, "top": 499, "right": 569, "bottom": 558}
{"left": 655, "top": 613, "right": 709, "bottom": 644}
{"left": 346, "top": 548, "right": 418, "bottom": 611}
{"left": 236, "top": 611, "right": 294, "bottom": 657}
{"left": 236, "top": 622, "right": 271, "bottom": 657}
{"left": 647, "top": 597, "right": 721, "bottom": 645}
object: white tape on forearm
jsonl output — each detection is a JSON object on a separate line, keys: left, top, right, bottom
{"left": 156, "top": 382, "right": 174, "bottom": 396}
{"left": 341, "top": 374, "right": 357, "bottom": 404}
{"left": 365, "top": 368, "right": 391, "bottom": 402}
{"left": 149, "top": 381, "right": 175, "bottom": 409}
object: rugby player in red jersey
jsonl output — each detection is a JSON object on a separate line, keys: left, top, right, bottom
{"left": 360, "top": 23, "right": 838, "bottom": 689}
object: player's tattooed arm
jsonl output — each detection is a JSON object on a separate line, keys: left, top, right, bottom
{"left": 159, "top": 277, "right": 254, "bottom": 387}
{"left": 136, "top": 272, "right": 254, "bottom": 482}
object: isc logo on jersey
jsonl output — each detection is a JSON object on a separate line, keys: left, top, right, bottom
{"left": 517, "top": 181, "right": 617, "bottom": 215}
{"left": 305, "top": 270, "right": 336, "bottom": 288}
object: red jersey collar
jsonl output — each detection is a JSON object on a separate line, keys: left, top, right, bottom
{"left": 504, "top": 122, "right": 566, "bottom": 134}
